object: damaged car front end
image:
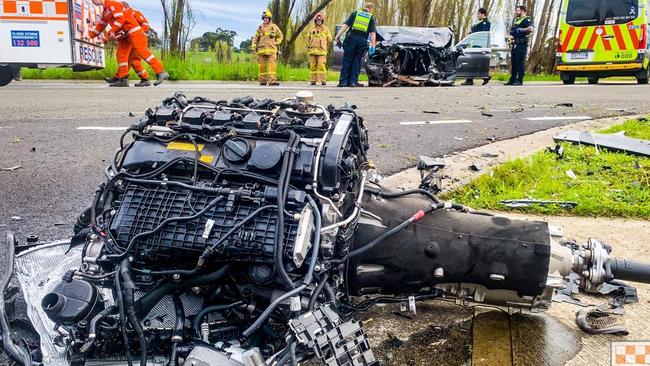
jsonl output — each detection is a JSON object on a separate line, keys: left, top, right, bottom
{"left": 365, "top": 27, "right": 462, "bottom": 87}
{"left": 2, "top": 92, "right": 650, "bottom": 366}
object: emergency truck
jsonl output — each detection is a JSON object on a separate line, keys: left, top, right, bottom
{"left": 0, "top": 0, "right": 105, "bottom": 86}
{"left": 557, "top": 0, "right": 650, "bottom": 85}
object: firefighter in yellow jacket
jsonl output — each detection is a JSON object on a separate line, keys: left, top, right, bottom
{"left": 252, "top": 10, "right": 283, "bottom": 86}
{"left": 307, "top": 13, "right": 332, "bottom": 86}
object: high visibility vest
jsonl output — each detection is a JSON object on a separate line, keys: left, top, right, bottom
{"left": 352, "top": 10, "right": 372, "bottom": 33}
{"left": 514, "top": 16, "right": 530, "bottom": 26}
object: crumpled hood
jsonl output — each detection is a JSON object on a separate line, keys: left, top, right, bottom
{"left": 376, "top": 26, "right": 454, "bottom": 48}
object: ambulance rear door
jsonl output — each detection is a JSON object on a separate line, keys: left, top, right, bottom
{"left": 70, "top": 0, "right": 104, "bottom": 70}
{"left": 0, "top": 0, "right": 73, "bottom": 65}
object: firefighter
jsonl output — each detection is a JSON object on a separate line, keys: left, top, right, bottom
{"left": 307, "top": 13, "right": 332, "bottom": 86}
{"left": 89, "top": 0, "right": 168, "bottom": 87}
{"left": 506, "top": 5, "right": 533, "bottom": 86}
{"left": 252, "top": 10, "right": 284, "bottom": 86}
{"left": 103, "top": 2, "right": 152, "bottom": 87}
{"left": 462, "top": 8, "right": 491, "bottom": 86}
{"left": 334, "top": 3, "right": 377, "bottom": 87}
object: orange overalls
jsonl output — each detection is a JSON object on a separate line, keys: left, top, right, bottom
{"left": 89, "top": 0, "right": 163, "bottom": 79}
{"left": 123, "top": 8, "right": 151, "bottom": 80}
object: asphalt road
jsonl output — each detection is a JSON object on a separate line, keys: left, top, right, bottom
{"left": 0, "top": 80, "right": 649, "bottom": 364}
{"left": 0, "top": 80, "right": 648, "bottom": 243}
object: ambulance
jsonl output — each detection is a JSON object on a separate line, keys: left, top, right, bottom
{"left": 557, "top": 0, "right": 650, "bottom": 84}
{"left": 0, "top": 0, "right": 105, "bottom": 86}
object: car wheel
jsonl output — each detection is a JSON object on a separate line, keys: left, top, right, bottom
{"left": 560, "top": 72, "right": 575, "bottom": 85}
{"left": 636, "top": 67, "right": 649, "bottom": 85}
{"left": 587, "top": 77, "right": 599, "bottom": 85}
{"left": 0, "top": 66, "right": 14, "bottom": 87}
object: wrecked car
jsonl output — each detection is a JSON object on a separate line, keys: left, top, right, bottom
{"left": 2, "top": 92, "right": 650, "bottom": 366}
{"left": 333, "top": 26, "right": 492, "bottom": 86}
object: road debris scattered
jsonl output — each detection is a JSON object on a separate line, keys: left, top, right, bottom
{"left": 547, "top": 144, "right": 565, "bottom": 159}
{"left": 10, "top": 216, "right": 21, "bottom": 221}
{"left": 469, "top": 164, "right": 482, "bottom": 172}
{"left": 566, "top": 170, "right": 577, "bottom": 180}
{"left": 423, "top": 110, "right": 440, "bottom": 114}
{"left": 555, "top": 103, "right": 574, "bottom": 108}
{"left": 554, "top": 130, "right": 650, "bottom": 157}
{"left": 481, "top": 111, "right": 494, "bottom": 117}
{"left": 576, "top": 306, "right": 629, "bottom": 336}
{"left": 1, "top": 166, "right": 21, "bottom": 172}
{"left": 500, "top": 199, "right": 578, "bottom": 209}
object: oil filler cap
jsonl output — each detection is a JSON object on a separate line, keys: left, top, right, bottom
{"left": 223, "top": 138, "right": 251, "bottom": 164}
{"left": 250, "top": 144, "right": 283, "bottom": 171}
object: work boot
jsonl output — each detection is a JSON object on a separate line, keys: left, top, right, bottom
{"left": 504, "top": 81, "right": 515, "bottom": 86}
{"left": 311, "top": 81, "right": 317, "bottom": 86}
{"left": 337, "top": 83, "right": 348, "bottom": 87}
{"left": 511, "top": 82, "right": 523, "bottom": 86}
{"left": 134, "top": 78, "right": 152, "bottom": 87}
{"left": 462, "top": 79, "right": 474, "bottom": 86}
{"left": 109, "top": 78, "right": 129, "bottom": 87}
{"left": 322, "top": 81, "right": 327, "bottom": 86}
{"left": 104, "top": 76, "right": 119, "bottom": 84}
{"left": 269, "top": 81, "right": 280, "bottom": 86}
{"left": 260, "top": 81, "right": 267, "bottom": 86}
{"left": 352, "top": 83, "right": 364, "bottom": 87}
{"left": 154, "top": 71, "right": 169, "bottom": 86}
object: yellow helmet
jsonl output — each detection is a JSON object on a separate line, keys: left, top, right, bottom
{"left": 262, "top": 10, "right": 272, "bottom": 19}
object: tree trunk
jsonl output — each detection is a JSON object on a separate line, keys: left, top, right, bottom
{"left": 169, "top": 0, "right": 186, "bottom": 56}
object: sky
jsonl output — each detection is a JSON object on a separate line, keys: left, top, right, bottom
{"left": 128, "top": 0, "right": 268, "bottom": 46}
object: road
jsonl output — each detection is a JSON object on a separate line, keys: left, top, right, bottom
{"left": 0, "top": 80, "right": 648, "bottom": 242}
{"left": 0, "top": 80, "right": 649, "bottom": 364}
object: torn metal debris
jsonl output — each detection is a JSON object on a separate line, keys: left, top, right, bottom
{"left": 365, "top": 27, "right": 461, "bottom": 87}
{"left": 501, "top": 199, "right": 578, "bottom": 209}
{"left": 554, "top": 130, "right": 650, "bottom": 157}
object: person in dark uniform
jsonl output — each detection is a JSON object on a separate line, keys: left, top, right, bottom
{"left": 334, "top": 3, "right": 377, "bottom": 87}
{"left": 507, "top": 5, "right": 533, "bottom": 86}
{"left": 462, "top": 8, "right": 491, "bottom": 86}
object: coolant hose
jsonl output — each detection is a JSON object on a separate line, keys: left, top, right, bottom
{"left": 120, "top": 259, "right": 147, "bottom": 366}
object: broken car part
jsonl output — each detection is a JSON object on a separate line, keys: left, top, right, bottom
{"left": 501, "top": 199, "right": 578, "bottom": 209}
{"left": 365, "top": 27, "right": 462, "bottom": 87}
{"left": 3, "top": 92, "right": 650, "bottom": 366}
{"left": 554, "top": 130, "right": 650, "bottom": 157}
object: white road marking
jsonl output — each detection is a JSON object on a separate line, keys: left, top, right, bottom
{"left": 526, "top": 116, "right": 592, "bottom": 121}
{"left": 77, "top": 127, "right": 129, "bottom": 131}
{"left": 400, "top": 119, "right": 473, "bottom": 126}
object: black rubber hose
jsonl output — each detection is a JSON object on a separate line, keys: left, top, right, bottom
{"left": 88, "top": 305, "right": 117, "bottom": 340}
{"left": 332, "top": 203, "right": 445, "bottom": 263}
{"left": 0, "top": 233, "right": 32, "bottom": 366}
{"left": 167, "top": 295, "right": 185, "bottom": 366}
{"left": 192, "top": 301, "right": 244, "bottom": 337}
{"left": 114, "top": 268, "right": 133, "bottom": 366}
{"left": 610, "top": 257, "right": 650, "bottom": 284}
{"left": 242, "top": 284, "right": 307, "bottom": 338}
{"left": 135, "top": 265, "right": 230, "bottom": 319}
{"left": 120, "top": 260, "right": 147, "bottom": 366}
{"left": 107, "top": 196, "right": 223, "bottom": 260}
{"left": 366, "top": 187, "right": 441, "bottom": 204}
{"left": 308, "top": 274, "right": 329, "bottom": 311}
{"left": 274, "top": 131, "right": 300, "bottom": 290}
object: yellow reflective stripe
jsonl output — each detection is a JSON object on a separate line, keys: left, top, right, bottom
{"left": 557, "top": 63, "right": 643, "bottom": 71}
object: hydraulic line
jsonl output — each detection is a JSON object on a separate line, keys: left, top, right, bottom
{"left": 242, "top": 284, "right": 307, "bottom": 338}
{"left": 167, "top": 295, "right": 185, "bottom": 366}
{"left": 192, "top": 301, "right": 244, "bottom": 337}
{"left": 114, "top": 267, "right": 133, "bottom": 366}
{"left": 332, "top": 202, "right": 445, "bottom": 264}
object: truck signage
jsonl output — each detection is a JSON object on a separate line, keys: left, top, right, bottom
{"left": 10, "top": 30, "right": 40, "bottom": 47}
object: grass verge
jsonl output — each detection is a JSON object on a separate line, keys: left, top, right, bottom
{"left": 21, "top": 52, "right": 367, "bottom": 82}
{"left": 446, "top": 117, "right": 650, "bottom": 218}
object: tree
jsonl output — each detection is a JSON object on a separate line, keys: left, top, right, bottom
{"left": 159, "top": 0, "right": 196, "bottom": 59}
{"left": 239, "top": 39, "right": 252, "bottom": 53}
{"left": 147, "top": 29, "right": 162, "bottom": 49}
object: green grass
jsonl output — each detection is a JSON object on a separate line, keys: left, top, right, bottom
{"left": 446, "top": 117, "right": 650, "bottom": 218}
{"left": 21, "top": 51, "right": 363, "bottom": 82}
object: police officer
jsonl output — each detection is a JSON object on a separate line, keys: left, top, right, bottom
{"left": 334, "top": 3, "right": 377, "bottom": 87}
{"left": 507, "top": 5, "right": 533, "bottom": 86}
{"left": 307, "top": 13, "right": 332, "bottom": 86}
{"left": 462, "top": 8, "right": 491, "bottom": 86}
{"left": 252, "top": 10, "right": 284, "bottom": 86}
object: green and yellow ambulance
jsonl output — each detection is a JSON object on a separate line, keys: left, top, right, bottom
{"left": 557, "top": 0, "right": 649, "bottom": 84}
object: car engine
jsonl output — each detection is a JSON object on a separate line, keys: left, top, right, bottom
{"left": 3, "top": 92, "right": 650, "bottom": 366}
